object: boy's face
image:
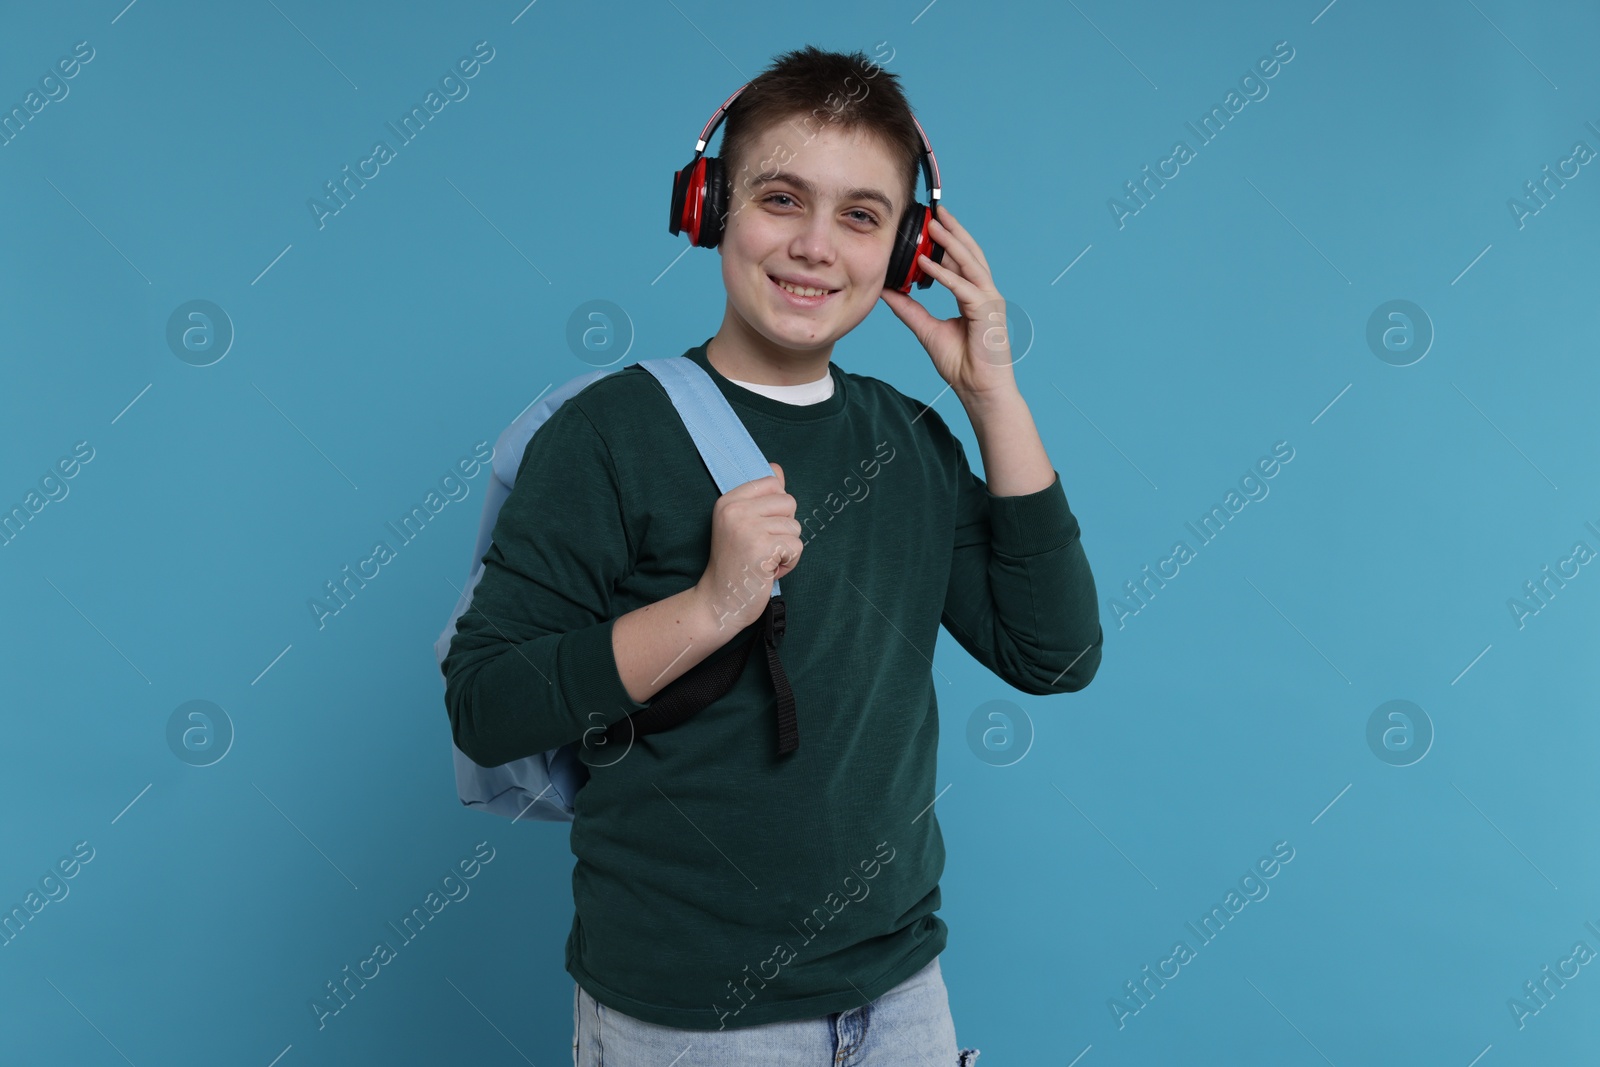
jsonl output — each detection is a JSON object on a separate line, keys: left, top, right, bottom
{"left": 717, "top": 120, "right": 906, "bottom": 354}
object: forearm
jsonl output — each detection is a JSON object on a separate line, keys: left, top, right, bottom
{"left": 944, "top": 471, "right": 1103, "bottom": 694}
{"left": 611, "top": 581, "right": 746, "bottom": 704}
{"left": 959, "top": 386, "right": 1056, "bottom": 497}
{"left": 446, "top": 580, "right": 748, "bottom": 765}
{"left": 947, "top": 384, "right": 1103, "bottom": 693}
{"left": 445, "top": 613, "right": 642, "bottom": 767}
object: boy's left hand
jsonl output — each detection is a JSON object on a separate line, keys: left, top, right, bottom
{"left": 879, "top": 207, "right": 1018, "bottom": 404}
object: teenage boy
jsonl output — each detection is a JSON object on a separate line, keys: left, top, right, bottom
{"left": 444, "top": 45, "right": 1102, "bottom": 1064}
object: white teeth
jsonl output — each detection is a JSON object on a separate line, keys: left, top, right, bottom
{"left": 774, "top": 278, "right": 832, "bottom": 298}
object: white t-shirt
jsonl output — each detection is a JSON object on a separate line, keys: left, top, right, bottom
{"left": 727, "top": 370, "right": 835, "bottom": 406}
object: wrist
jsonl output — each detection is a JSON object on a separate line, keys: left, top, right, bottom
{"left": 690, "top": 576, "right": 741, "bottom": 637}
{"left": 959, "top": 383, "right": 1026, "bottom": 423}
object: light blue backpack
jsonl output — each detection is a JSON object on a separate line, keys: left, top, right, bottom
{"left": 435, "top": 356, "right": 796, "bottom": 824}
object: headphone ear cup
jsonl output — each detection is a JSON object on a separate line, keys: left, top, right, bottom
{"left": 696, "top": 156, "right": 728, "bottom": 248}
{"left": 914, "top": 229, "right": 945, "bottom": 289}
{"left": 885, "top": 202, "right": 928, "bottom": 293}
{"left": 669, "top": 159, "right": 696, "bottom": 237}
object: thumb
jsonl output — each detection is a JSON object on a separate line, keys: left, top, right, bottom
{"left": 768, "top": 461, "right": 784, "bottom": 489}
{"left": 880, "top": 288, "right": 935, "bottom": 344}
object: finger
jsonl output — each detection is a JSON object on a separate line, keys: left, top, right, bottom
{"left": 879, "top": 286, "right": 942, "bottom": 345}
{"left": 929, "top": 216, "right": 990, "bottom": 285}
{"left": 761, "top": 539, "right": 800, "bottom": 578}
{"left": 729, "top": 463, "right": 784, "bottom": 497}
{"left": 931, "top": 208, "right": 990, "bottom": 275}
{"left": 926, "top": 218, "right": 991, "bottom": 290}
{"left": 917, "top": 250, "right": 984, "bottom": 305}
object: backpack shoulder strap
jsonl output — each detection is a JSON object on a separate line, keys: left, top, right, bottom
{"left": 632, "top": 355, "right": 798, "bottom": 755}
{"left": 638, "top": 356, "right": 780, "bottom": 597}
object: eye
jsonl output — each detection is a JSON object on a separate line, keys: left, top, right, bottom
{"left": 761, "top": 193, "right": 879, "bottom": 227}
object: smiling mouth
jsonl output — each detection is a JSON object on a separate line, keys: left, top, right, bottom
{"left": 768, "top": 274, "right": 839, "bottom": 298}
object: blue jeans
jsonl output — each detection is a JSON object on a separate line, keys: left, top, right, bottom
{"left": 573, "top": 954, "right": 980, "bottom": 1066}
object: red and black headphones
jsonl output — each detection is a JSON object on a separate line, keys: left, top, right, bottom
{"left": 668, "top": 82, "right": 946, "bottom": 294}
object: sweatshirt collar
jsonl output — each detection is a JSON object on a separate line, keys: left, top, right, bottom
{"left": 683, "top": 337, "right": 847, "bottom": 422}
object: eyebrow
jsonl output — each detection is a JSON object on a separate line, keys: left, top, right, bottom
{"left": 749, "top": 170, "right": 896, "bottom": 216}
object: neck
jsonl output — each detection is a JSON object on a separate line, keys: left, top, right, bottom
{"left": 706, "top": 309, "right": 833, "bottom": 386}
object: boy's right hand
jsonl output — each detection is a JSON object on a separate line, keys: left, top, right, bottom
{"left": 695, "top": 462, "right": 803, "bottom": 634}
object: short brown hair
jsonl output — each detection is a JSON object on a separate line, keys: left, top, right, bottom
{"left": 719, "top": 45, "right": 923, "bottom": 221}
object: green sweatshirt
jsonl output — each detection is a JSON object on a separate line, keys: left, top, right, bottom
{"left": 443, "top": 337, "right": 1102, "bottom": 1030}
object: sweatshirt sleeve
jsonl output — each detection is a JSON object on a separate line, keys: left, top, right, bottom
{"left": 938, "top": 423, "right": 1103, "bottom": 695}
{"left": 443, "top": 399, "right": 651, "bottom": 767}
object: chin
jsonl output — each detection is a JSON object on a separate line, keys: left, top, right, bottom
{"left": 759, "top": 323, "right": 835, "bottom": 352}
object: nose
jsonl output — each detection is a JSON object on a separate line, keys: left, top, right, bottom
{"left": 789, "top": 209, "right": 837, "bottom": 268}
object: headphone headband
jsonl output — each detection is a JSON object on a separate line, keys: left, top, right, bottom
{"left": 687, "top": 80, "right": 941, "bottom": 212}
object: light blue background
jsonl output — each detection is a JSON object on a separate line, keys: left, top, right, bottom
{"left": 3, "top": 0, "right": 1597, "bottom": 1063}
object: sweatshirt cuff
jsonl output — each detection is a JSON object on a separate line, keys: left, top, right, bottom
{"left": 558, "top": 614, "right": 652, "bottom": 729}
{"left": 986, "top": 470, "right": 1082, "bottom": 557}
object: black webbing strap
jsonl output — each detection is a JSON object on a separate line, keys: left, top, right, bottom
{"left": 763, "top": 596, "right": 798, "bottom": 754}
{"left": 603, "top": 595, "right": 797, "bottom": 753}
